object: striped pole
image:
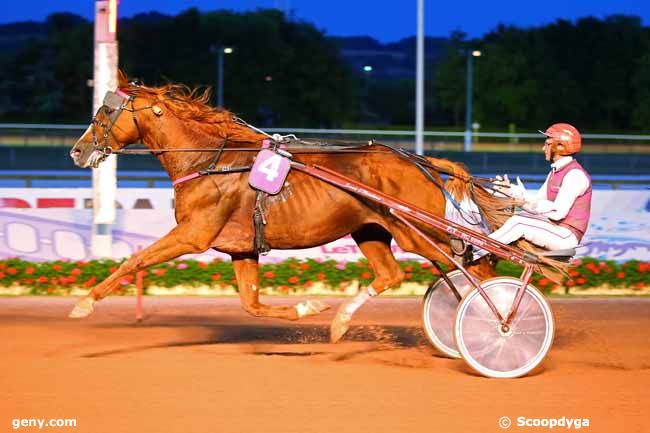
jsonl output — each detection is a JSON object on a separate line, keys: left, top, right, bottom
{"left": 91, "top": 0, "right": 118, "bottom": 258}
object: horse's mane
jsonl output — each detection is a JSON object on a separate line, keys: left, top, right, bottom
{"left": 117, "top": 71, "right": 266, "bottom": 143}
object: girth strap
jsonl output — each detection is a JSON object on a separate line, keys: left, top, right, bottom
{"left": 253, "top": 190, "right": 270, "bottom": 255}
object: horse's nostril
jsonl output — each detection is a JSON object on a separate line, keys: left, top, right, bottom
{"left": 70, "top": 148, "right": 81, "bottom": 157}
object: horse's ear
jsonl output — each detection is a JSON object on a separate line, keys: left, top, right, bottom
{"left": 117, "top": 70, "right": 130, "bottom": 89}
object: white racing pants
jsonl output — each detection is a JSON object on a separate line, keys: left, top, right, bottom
{"left": 474, "top": 214, "right": 578, "bottom": 260}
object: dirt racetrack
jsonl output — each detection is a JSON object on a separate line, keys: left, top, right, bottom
{"left": 1, "top": 296, "right": 649, "bottom": 433}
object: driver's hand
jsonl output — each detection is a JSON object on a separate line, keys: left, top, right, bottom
{"left": 493, "top": 174, "right": 527, "bottom": 200}
{"left": 493, "top": 174, "right": 512, "bottom": 188}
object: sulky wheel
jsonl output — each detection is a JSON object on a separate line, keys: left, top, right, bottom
{"left": 454, "top": 277, "right": 554, "bottom": 378}
{"left": 422, "top": 270, "right": 477, "bottom": 358}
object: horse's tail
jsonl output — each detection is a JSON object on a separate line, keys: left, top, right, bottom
{"left": 424, "top": 156, "right": 513, "bottom": 231}
{"left": 425, "top": 156, "right": 570, "bottom": 283}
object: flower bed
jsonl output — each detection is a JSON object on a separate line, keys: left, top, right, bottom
{"left": 0, "top": 257, "right": 647, "bottom": 296}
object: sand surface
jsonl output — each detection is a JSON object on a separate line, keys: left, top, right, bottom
{"left": 1, "top": 296, "right": 648, "bottom": 433}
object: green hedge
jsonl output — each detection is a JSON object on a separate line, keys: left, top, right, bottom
{"left": 0, "top": 257, "right": 647, "bottom": 295}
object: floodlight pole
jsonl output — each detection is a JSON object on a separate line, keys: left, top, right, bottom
{"left": 415, "top": 0, "right": 425, "bottom": 155}
{"left": 211, "top": 45, "right": 233, "bottom": 107}
{"left": 217, "top": 48, "right": 224, "bottom": 107}
{"left": 91, "top": 0, "right": 118, "bottom": 258}
{"left": 464, "top": 50, "right": 481, "bottom": 152}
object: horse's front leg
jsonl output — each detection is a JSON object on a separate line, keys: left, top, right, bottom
{"left": 233, "top": 254, "right": 329, "bottom": 320}
{"left": 69, "top": 222, "right": 216, "bottom": 318}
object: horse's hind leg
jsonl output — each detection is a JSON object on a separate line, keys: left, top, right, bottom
{"left": 330, "top": 225, "right": 405, "bottom": 343}
{"left": 233, "top": 254, "right": 329, "bottom": 320}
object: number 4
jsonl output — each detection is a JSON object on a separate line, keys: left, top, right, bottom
{"left": 258, "top": 154, "right": 283, "bottom": 181}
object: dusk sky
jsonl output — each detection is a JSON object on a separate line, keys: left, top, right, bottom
{"left": 2, "top": 0, "right": 650, "bottom": 42}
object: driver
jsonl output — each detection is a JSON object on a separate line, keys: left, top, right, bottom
{"left": 473, "top": 123, "right": 592, "bottom": 261}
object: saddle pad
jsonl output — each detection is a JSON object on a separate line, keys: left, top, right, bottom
{"left": 249, "top": 149, "right": 291, "bottom": 195}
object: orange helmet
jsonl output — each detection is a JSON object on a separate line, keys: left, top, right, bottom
{"left": 540, "top": 123, "right": 582, "bottom": 155}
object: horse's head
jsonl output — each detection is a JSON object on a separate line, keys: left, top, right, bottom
{"left": 70, "top": 88, "right": 159, "bottom": 168}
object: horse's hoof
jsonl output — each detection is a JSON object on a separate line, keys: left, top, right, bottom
{"left": 330, "top": 312, "right": 352, "bottom": 343}
{"left": 68, "top": 297, "right": 96, "bottom": 319}
{"left": 295, "top": 299, "right": 330, "bottom": 318}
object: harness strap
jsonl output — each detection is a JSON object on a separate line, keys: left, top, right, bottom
{"left": 172, "top": 172, "right": 202, "bottom": 186}
{"left": 172, "top": 166, "right": 252, "bottom": 186}
{"left": 253, "top": 190, "right": 270, "bottom": 255}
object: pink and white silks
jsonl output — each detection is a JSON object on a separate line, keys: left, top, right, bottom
{"left": 475, "top": 156, "right": 592, "bottom": 259}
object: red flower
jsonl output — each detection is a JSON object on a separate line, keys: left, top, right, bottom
{"left": 289, "top": 263, "right": 298, "bottom": 269}
{"left": 210, "top": 273, "right": 221, "bottom": 281}
{"left": 198, "top": 262, "right": 208, "bottom": 269}
{"left": 405, "top": 273, "right": 413, "bottom": 280}
{"left": 47, "top": 287, "right": 54, "bottom": 294}
{"left": 263, "top": 271, "right": 275, "bottom": 279}
{"left": 576, "top": 278, "right": 586, "bottom": 285}
{"left": 279, "top": 285, "right": 289, "bottom": 293}
{"left": 24, "top": 278, "right": 33, "bottom": 284}
{"left": 24, "top": 267, "right": 35, "bottom": 275}
{"left": 592, "top": 269, "right": 601, "bottom": 275}
{"left": 0, "top": 263, "right": 5, "bottom": 269}
{"left": 635, "top": 282, "right": 645, "bottom": 290}
{"left": 616, "top": 272, "right": 625, "bottom": 279}
{"left": 70, "top": 268, "right": 82, "bottom": 275}
{"left": 84, "top": 276, "right": 97, "bottom": 287}
{"left": 537, "top": 278, "right": 551, "bottom": 287}
{"left": 568, "top": 270, "right": 580, "bottom": 277}
{"left": 6, "top": 267, "right": 18, "bottom": 275}
{"left": 430, "top": 267, "right": 440, "bottom": 275}
{"left": 420, "top": 262, "right": 431, "bottom": 268}
{"left": 75, "top": 260, "right": 86, "bottom": 266}
{"left": 52, "top": 264, "right": 62, "bottom": 271}
{"left": 0, "top": 272, "right": 4, "bottom": 279}
{"left": 316, "top": 272, "right": 326, "bottom": 281}
{"left": 300, "top": 263, "right": 310, "bottom": 270}
{"left": 404, "top": 265, "right": 413, "bottom": 272}
{"left": 356, "top": 261, "right": 365, "bottom": 268}
{"left": 288, "top": 276, "right": 300, "bottom": 284}
{"left": 599, "top": 262, "right": 607, "bottom": 268}
{"left": 566, "top": 280, "right": 576, "bottom": 287}
{"left": 304, "top": 280, "right": 313, "bottom": 288}
{"left": 109, "top": 266, "right": 118, "bottom": 273}
{"left": 361, "top": 271, "right": 372, "bottom": 280}
{"left": 37, "top": 276, "right": 48, "bottom": 283}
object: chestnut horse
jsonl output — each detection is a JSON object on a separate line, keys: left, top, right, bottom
{"left": 69, "top": 74, "right": 510, "bottom": 342}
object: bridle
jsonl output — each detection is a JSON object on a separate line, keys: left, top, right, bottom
{"left": 91, "top": 89, "right": 154, "bottom": 164}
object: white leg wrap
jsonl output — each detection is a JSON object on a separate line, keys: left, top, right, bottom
{"left": 295, "top": 299, "right": 328, "bottom": 318}
{"left": 342, "top": 290, "right": 372, "bottom": 316}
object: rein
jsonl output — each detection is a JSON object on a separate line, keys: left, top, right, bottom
{"left": 111, "top": 147, "right": 392, "bottom": 155}
{"left": 91, "top": 90, "right": 491, "bottom": 190}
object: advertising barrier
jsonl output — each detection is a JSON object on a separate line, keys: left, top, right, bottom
{"left": 0, "top": 189, "right": 648, "bottom": 262}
